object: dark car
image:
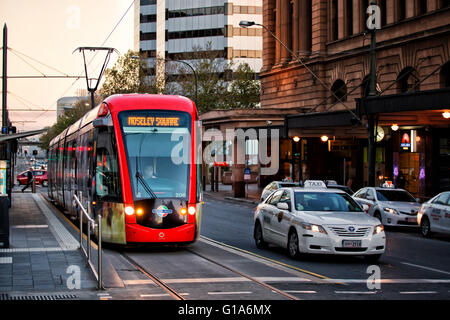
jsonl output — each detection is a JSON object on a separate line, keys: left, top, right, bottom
{"left": 17, "top": 170, "right": 48, "bottom": 187}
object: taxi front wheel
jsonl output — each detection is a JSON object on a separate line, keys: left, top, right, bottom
{"left": 254, "top": 221, "right": 268, "bottom": 249}
{"left": 288, "top": 230, "right": 301, "bottom": 259}
{"left": 420, "top": 216, "right": 432, "bottom": 238}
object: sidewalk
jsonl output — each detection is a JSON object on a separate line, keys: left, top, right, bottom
{"left": 0, "top": 190, "right": 97, "bottom": 299}
{"left": 203, "top": 183, "right": 262, "bottom": 204}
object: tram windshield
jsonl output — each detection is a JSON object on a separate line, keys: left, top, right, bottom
{"left": 119, "top": 110, "right": 192, "bottom": 200}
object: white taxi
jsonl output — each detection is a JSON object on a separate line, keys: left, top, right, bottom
{"left": 253, "top": 181, "right": 386, "bottom": 262}
{"left": 352, "top": 186, "right": 421, "bottom": 227}
{"left": 417, "top": 191, "right": 450, "bottom": 237}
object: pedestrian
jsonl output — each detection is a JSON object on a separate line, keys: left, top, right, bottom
{"left": 21, "top": 167, "right": 33, "bottom": 192}
{"left": 397, "top": 171, "right": 406, "bottom": 189}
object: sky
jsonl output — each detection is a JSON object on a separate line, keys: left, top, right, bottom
{"left": 0, "top": 0, "right": 135, "bottom": 133}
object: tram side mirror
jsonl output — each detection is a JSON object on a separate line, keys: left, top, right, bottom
{"left": 93, "top": 114, "right": 113, "bottom": 128}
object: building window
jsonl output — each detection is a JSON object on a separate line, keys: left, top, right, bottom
{"left": 331, "top": 79, "right": 347, "bottom": 102}
{"left": 418, "top": 0, "right": 428, "bottom": 14}
{"left": 440, "top": 0, "right": 450, "bottom": 8}
{"left": 379, "top": 0, "right": 387, "bottom": 26}
{"left": 398, "top": 0, "right": 406, "bottom": 21}
{"left": 346, "top": 0, "right": 353, "bottom": 37}
{"left": 331, "top": 0, "right": 339, "bottom": 40}
{"left": 440, "top": 61, "right": 450, "bottom": 88}
{"left": 398, "top": 67, "right": 419, "bottom": 93}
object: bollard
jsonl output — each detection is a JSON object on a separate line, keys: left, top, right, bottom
{"left": 0, "top": 194, "right": 9, "bottom": 248}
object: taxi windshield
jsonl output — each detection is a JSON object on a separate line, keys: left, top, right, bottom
{"left": 376, "top": 190, "right": 415, "bottom": 202}
{"left": 294, "top": 192, "right": 363, "bottom": 212}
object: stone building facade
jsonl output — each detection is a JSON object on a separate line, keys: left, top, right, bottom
{"left": 257, "top": 0, "right": 450, "bottom": 197}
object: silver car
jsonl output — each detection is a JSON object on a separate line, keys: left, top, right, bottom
{"left": 417, "top": 191, "right": 450, "bottom": 237}
{"left": 352, "top": 187, "right": 421, "bottom": 227}
{"left": 260, "top": 181, "right": 300, "bottom": 202}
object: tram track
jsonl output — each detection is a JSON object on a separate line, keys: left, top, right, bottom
{"left": 120, "top": 252, "right": 187, "bottom": 300}
{"left": 119, "top": 246, "right": 300, "bottom": 301}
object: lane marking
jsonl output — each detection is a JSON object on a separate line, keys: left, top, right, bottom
{"left": 123, "top": 276, "right": 313, "bottom": 286}
{"left": 335, "top": 291, "right": 377, "bottom": 295}
{"left": 200, "top": 236, "right": 333, "bottom": 282}
{"left": 285, "top": 290, "right": 317, "bottom": 294}
{"left": 401, "top": 262, "right": 450, "bottom": 276}
{"left": 12, "top": 225, "right": 48, "bottom": 229}
{"left": 326, "top": 278, "right": 450, "bottom": 284}
{"left": 0, "top": 257, "right": 12, "bottom": 264}
{"left": 124, "top": 279, "right": 155, "bottom": 285}
{"left": 0, "top": 247, "right": 78, "bottom": 253}
{"left": 399, "top": 291, "right": 437, "bottom": 295}
{"left": 208, "top": 291, "right": 252, "bottom": 295}
{"left": 140, "top": 293, "right": 189, "bottom": 298}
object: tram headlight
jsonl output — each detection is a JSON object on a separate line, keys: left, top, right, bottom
{"left": 136, "top": 208, "right": 144, "bottom": 216}
{"left": 124, "top": 206, "right": 135, "bottom": 216}
{"left": 188, "top": 206, "right": 196, "bottom": 215}
{"left": 180, "top": 208, "right": 188, "bottom": 215}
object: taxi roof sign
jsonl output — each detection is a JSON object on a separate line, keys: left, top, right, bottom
{"left": 303, "top": 180, "right": 327, "bottom": 188}
{"left": 382, "top": 181, "right": 395, "bottom": 188}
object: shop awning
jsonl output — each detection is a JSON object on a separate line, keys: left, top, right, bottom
{"left": 356, "top": 87, "right": 450, "bottom": 115}
{"left": 286, "top": 110, "right": 359, "bottom": 128}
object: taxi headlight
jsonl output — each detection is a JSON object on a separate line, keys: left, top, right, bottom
{"left": 373, "top": 224, "right": 384, "bottom": 235}
{"left": 383, "top": 207, "right": 399, "bottom": 215}
{"left": 301, "top": 222, "right": 327, "bottom": 234}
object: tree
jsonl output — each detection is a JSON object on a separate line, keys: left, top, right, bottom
{"left": 100, "top": 50, "right": 160, "bottom": 97}
{"left": 174, "top": 43, "right": 260, "bottom": 113}
{"left": 228, "top": 62, "right": 260, "bottom": 109}
{"left": 175, "top": 43, "right": 231, "bottom": 113}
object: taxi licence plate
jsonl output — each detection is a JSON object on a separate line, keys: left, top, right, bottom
{"left": 342, "top": 240, "right": 362, "bottom": 248}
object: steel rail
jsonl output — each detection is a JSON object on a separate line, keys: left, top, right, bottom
{"left": 120, "top": 253, "right": 186, "bottom": 300}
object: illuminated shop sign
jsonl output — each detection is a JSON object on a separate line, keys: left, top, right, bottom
{"left": 127, "top": 116, "right": 181, "bottom": 127}
{"left": 400, "top": 133, "right": 411, "bottom": 150}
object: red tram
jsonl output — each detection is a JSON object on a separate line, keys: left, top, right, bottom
{"left": 48, "top": 94, "right": 202, "bottom": 245}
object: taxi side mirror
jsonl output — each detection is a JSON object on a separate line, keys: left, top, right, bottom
{"left": 361, "top": 204, "right": 369, "bottom": 212}
{"left": 276, "top": 202, "right": 290, "bottom": 211}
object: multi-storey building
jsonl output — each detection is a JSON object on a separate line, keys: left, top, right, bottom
{"left": 200, "top": 0, "right": 450, "bottom": 199}
{"left": 137, "top": 0, "right": 263, "bottom": 73}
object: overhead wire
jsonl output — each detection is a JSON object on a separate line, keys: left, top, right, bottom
{"left": 34, "top": 0, "right": 135, "bottom": 121}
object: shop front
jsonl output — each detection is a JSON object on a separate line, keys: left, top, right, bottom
{"left": 357, "top": 88, "right": 450, "bottom": 199}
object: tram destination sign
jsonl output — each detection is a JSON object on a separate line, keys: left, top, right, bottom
{"left": 127, "top": 116, "right": 181, "bottom": 127}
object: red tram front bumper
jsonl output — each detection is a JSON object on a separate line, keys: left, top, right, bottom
{"left": 125, "top": 223, "right": 197, "bottom": 243}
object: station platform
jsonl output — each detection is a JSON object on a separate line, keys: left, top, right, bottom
{"left": 0, "top": 190, "right": 99, "bottom": 300}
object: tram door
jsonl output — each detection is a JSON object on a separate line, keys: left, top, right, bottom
{"left": 93, "top": 126, "right": 125, "bottom": 244}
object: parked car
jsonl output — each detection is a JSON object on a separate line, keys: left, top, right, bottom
{"left": 17, "top": 170, "right": 48, "bottom": 187}
{"left": 254, "top": 181, "right": 385, "bottom": 261}
{"left": 417, "top": 191, "right": 450, "bottom": 237}
{"left": 325, "top": 180, "right": 354, "bottom": 195}
{"left": 352, "top": 186, "right": 420, "bottom": 227}
{"left": 260, "top": 181, "right": 300, "bottom": 202}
